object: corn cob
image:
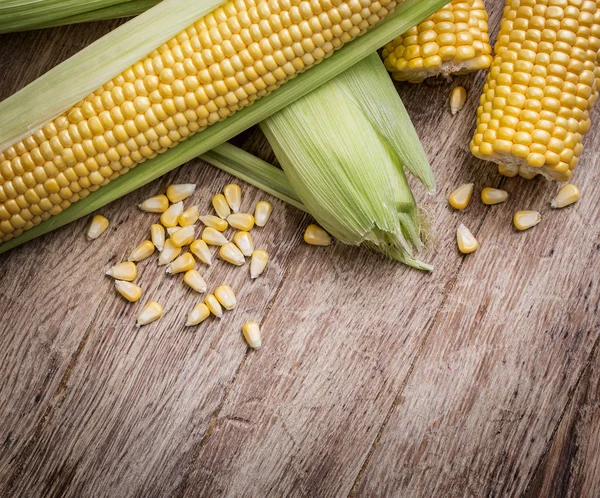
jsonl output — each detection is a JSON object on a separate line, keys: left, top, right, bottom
{"left": 0, "top": 0, "right": 401, "bottom": 243}
{"left": 471, "top": 0, "right": 600, "bottom": 182}
{"left": 382, "top": 0, "right": 492, "bottom": 83}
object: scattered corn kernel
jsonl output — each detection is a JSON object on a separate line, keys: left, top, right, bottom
{"left": 128, "top": 240, "right": 155, "bottom": 262}
{"left": 115, "top": 280, "right": 142, "bottom": 302}
{"left": 199, "top": 215, "right": 228, "bottom": 232}
{"left": 167, "top": 226, "right": 181, "bottom": 236}
{"left": 136, "top": 301, "right": 163, "bottom": 327}
{"left": 456, "top": 224, "right": 479, "bottom": 254}
{"left": 105, "top": 261, "right": 137, "bottom": 281}
{"left": 250, "top": 250, "right": 269, "bottom": 279}
{"left": 518, "top": 166, "right": 537, "bottom": 180}
{"left": 166, "top": 252, "right": 195, "bottom": 274}
{"left": 202, "top": 227, "right": 228, "bottom": 246}
{"left": 227, "top": 213, "right": 254, "bottom": 231}
{"left": 450, "top": 87, "right": 467, "bottom": 115}
{"left": 498, "top": 164, "right": 519, "bottom": 178}
{"left": 215, "top": 284, "right": 236, "bottom": 310}
{"left": 212, "top": 194, "right": 231, "bottom": 219}
{"left": 551, "top": 184, "right": 580, "bottom": 209}
{"left": 160, "top": 201, "right": 184, "bottom": 228}
{"left": 242, "top": 321, "right": 262, "bottom": 349}
{"left": 150, "top": 224, "right": 165, "bottom": 251}
{"left": 138, "top": 195, "right": 169, "bottom": 213}
{"left": 186, "top": 302, "right": 211, "bottom": 326}
{"left": 158, "top": 239, "right": 182, "bottom": 266}
{"left": 190, "top": 239, "right": 212, "bottom": 265}
{"left": 254, "top": 201, "right": 273, "bottom": 227}
{"left": 481, "top": 188, "right": 508, "bottom": 205}
{"left": 513, "top": 211, "right": 542, "bottom": 231}
{"left": 219, "top": 242, "right": 245, "bottom": 266}
{"left": 171, "top": 225, "right": 196, "bottom": 247}
{"left": 304, "top": 224, "right": 332, "bottom": 246}
{"left": 224, "top": 184, "right": 242, "bottom": 213}
{"left": 166, "top": 183, "right": 196, "bottom": 203}
{"left": 87, "top": 214, "right": 109, "bottom": 240}
{"left": 448, "top": 183, "right": 474, "bottom": 210}
{"left": 184, "top": 269, "right": 207, "bottom": 293}
{"left": 205, "top": 294, "right": 223, "bottom": 318}
{"left": 233, "top": 231, "right": 254, "bottom": 257}
{"left": 179, "top": 205, "right": 199, "bottom": 226}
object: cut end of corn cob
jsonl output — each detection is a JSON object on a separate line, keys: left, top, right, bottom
{"left": 456, "top": 223, "right": 478, "bottom": 254}
{"left": 205, "top": 294, "right": 223, "bottom": 319}
{"left": 223, "top": 184, "right": 241, "bottom": 213}
{"left": 115, "top": 280, "right": 142, "bottom": 302}
{"left": 136, "top": 301, "right": 163, "bottom": 327}
{"left": 166, "top": 184, "right": 196, "bottom": 204}
{"left": 190, "top": 239, "right": 212, "bottom": 265}
{"left": 304, "top": 224, "right": 332, "bottom": 246}
{"left": 215, "top": 284, "right": 236, "bottom": 310}
{"left": 87, "top": 214, "right": 109, "bottom": 240}
{"left": 184, "top": 269, "right": 207, "bottom": 293}
{"left": 250, "top": 250, "right": 269, "bottom": 279}
{"left": 481, "top": 187, "right": 508, "bottom": 205}
{"left": 106, "top": 261, "right": 137, "bottom": 281}
{"left": 186, "top": 302, "right": 210, "bottom": 326}
{"left": 166, "top": 252, "right": 195, "bottom": 274}
{"left": 242, "top": 321, "right": 262, "bottom": 349}
{"left": 128, "top": 240, "right": 155, "bottom": 262}
{"left": 219, "top": 242, "right": 245, "bottom": 266}
{"left": 448, "top": 183, "right": 474, "bottom": 210}
{"left": 138, "top": 195, "right": 169, "bottom": 213}
{"left": 513, "top": 210, "right": 542, "bottom": 231}
{"left": 254, "top": 201, "right": 273, "bottom": 227}
{"left": 450, "top": 87, "right": 467, "bottom": 115}
{"left": 233, "top": 231, "right": 254, "bottom": 257}
{"left": 551, "top": 184, "right": 580, "bottom": 209}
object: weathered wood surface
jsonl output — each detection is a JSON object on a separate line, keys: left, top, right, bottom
{"left": 1, "top": 1, "right": 600, "bottom": 496}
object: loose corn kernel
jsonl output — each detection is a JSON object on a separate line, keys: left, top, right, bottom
{"left": 227, "top": 213, "right": 254, "bottom": 231}
{"left": 128, "top": 240, "right": 155, "bottom": 262}
{"left": 215, "top": 284, "right": 236, "bottom": 310}
{"left": 160, "top": 201, "right": 184, "bottom": 228}
{"left": 212, "top": 194, "right": 231, "bottom": 219}
{"left": 138, "top": 195, "right": 169, "bottom": 213}
{"left": 166, "top": 184, "right": 196, "bottom": 203}
{"left": 202, "top": 227, "right": 228, "bottom": 246}
{"left": 254, "top": 201, "right": 273, "bottom": 227}
{"left": 199, "top": 215, "right": 228, "bottom": 232}
{"left": 170, "top": 225, "right": 195, "bottom": 247}
{"left": 242, "top": 321, "right": 262, "bottom": 349}
{"left": 448, "top": 183, "right": 474, "bottom": 210}
{"left": 219, "top": 242, "right": 245, "bottom": 266}
{"left": 186, "top": 302, "right": 210, "bottom": 326}
{"left": 105, "top": 261, "right": 137, "bottom": 281}
{"left": 158, "top": 238, "right": 181, "bottom": 265}
{"left": 115, "top": 280, "right": 142, "bottom": 302}
{"left": 190, "top": 239, "right": 212, "bottom": 265}
{"left": 150, "top": 224, "right": 165, "bottom": 251}
{"left": 513, "top": 211, "right": 542, "bottom": 231}
{"left": 481, "top": 188, "right": 508, "bottom": 205}
{"left": 179, "top": 205, "right": 199, "bottom": 226}
{"left": 250, "top": 250, "right": 269, "bottom": 279}
{"left": 87, "top": 214, "right": 109, "bottom": 240}
{"left": 518, "top": 167, "right": 538, "bottom": 181}
{"left": 183, "top": 269, "right": 207, "bottom": 293}
{"left": 551, "top": 185, "right": 580, "bottom": 209}
{"left": 304, "top": 224, "right": 332, "bottom": 246}
{"left": 205, "top": 294, "right": 223, "bottom": 319}
{"left": 223, "top": 184, "right": 241, "bottom": 213}
{"left": 166, "top": 252, "right": 195, "bottom": 274}
{"left": 498, "top": 164, "right": 519, "bottom": 178}
{"left": 450, "top": 87, "right": 467, "bottom": 115}
{"left": 167, "top": 227, "right": 181, "bottom": 236}
{"left": 456, "top": 223, "right": 479, "bottom": 254}
{"left": 233, "top": 231, "right": 254, "bottom": 257}
{"left": 136, "top": 301, "right": 163, "bottom": 327}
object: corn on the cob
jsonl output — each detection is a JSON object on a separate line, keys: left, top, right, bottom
{"left": 448, "top": 183, "right": 474, "bottom": 210}
{"left": 158, "top": 238, "right": 181, "bottom": 265}
{"left": 138, "top": 194, "right": 169, "bottom": 213}
{"left": 551, "top": 183, "right": 580, "bottom": 208}
{"left": 115, "top": 280, "right": 142, "bottom": 302}
{"left": 186, "top": 301, "right": 211, "bottom": 326}
{"left": 219, "top": 241, "right": 245, "bottom": 265}
{"left": 87, "top": 214, "right": 109, "bottom": 239}
{"left": 166, "top": 252, "right": 195, "bottom": 273}
{"left": 136, "top": 301, "right": 163, "bottom": 326}
{"left": 481, "top": 187, "right": 508, "bottom": 205}
{"left": 250, "top": 249, "right": 269, "bottom": 278}
{"left": 199, "top": 214, "right": 228, "bottom": 231}
{"left": 382, "top": 0, "right": 492, "bottom": 83}
{"left": 513, "top": 210, "right": 541, "bottom": 231}
{"left": 170, "top": 225, "right": 195, "bottom": 247}
{"left": 166, "top": 183, "right": 196, "bottom": 203}
{"left": 202, "top": 226, "right": 228, "bottom": 246}
{"left": 223, "top": 184, "right": 241, "bottom": 213}
{"left": 254, "top": 200, "right": 272, "bottom": 227}
{"left": 215, "top": 284, "right": 237, "bottom": 310}
{"left": 106, "top": 261, "right": 137, "bottom": 281}
{"left": 179, "top": 205, "right": 199, "bottom": 226}
{"left": 242, "top": 321, "right": 262, "bottom": 349}
{"left": 227, "top": 212, "right": 255, "bottom": 231}
{"left": 233, "top": 230, "right": 254, "bottom": 256}
{"left": 184, "top": 269, "right": 207, "bottom": 293}
{"left": 212, "top": 194, "right": 231, "bottom": 219}
{"left": 471, "top": 1, "right": 600, "bottom": 182}
{"left": 150, "top": 223, "right": 165, "bottom": 250}
{"left": 160, "top": 201, "right": 184, "bottom": 228}
{"left": 304, "top": 224, "right": 332, "bottom": 245}
{"left": 190, "top": 238, "right": 212, "bottom": 264}
{"left": 456, "top": 223, "right": 478, "bottom": 254}
{"left": 450, "top": 86, "right": 467, "bottom": 115}
{"left": 128, "top": 239, "right": 155, "bottom": 261}
{"left": 205, "top": 293, "right": 223, "bottom": 318}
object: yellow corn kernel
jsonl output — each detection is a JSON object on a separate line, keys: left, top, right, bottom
{"left": 450, "top": 87, "right": 467, "bottom": 115}
{"left": 223, "top": 184, "right": 242, "bottom": 213}
{"left": 201, "top": 227, "right": 228, "bottom": 246}
{"left": 87, "top": 214, "right": 109, "bottom": 240}
{"left": 199, "top": 215, "right": 228, "bottom": 232}
{"left": 166, "top": 252, "right": 195, "bottom": 274}
{"left": 166, "top": 183, "right": 196, "bottom": 203}
{"left": 105, "top": 261, "right": 137, "bottom": 281}
{"left": 205, "top": 294, "right": 223, "bottom": 319}
{"left": 250, "top": 250, "right": 269, "bottom": 279}
{"left": 183, "top": 269, "right": 207, "bottom": 293}
{"left": 138, "top": 195, "right": 169, "bottom": 213}
{"left": 448, "top": 183, "right": 474, "bottom": 210}
{"left": 179, "top": 205, "right": 199, "bottom": 226}
{"left": 190, "top": 239, "right": 212, "bottom": 265}
{"left": 170, "top": 225, "right": 195, "bottom": 247}
{"left": 227, "top": 213, "right": 255, "bottom": 231}
{"left": 160, "top": 201, "right": 184, "bottom": 228}
{"left": 456, "top": 223, "right": 479, "bottom": 254}
{"left": 519, "top": 166, "right": 538, "bottom": 180}
{"left": 158, "top": 238, "right": 181, "bottom": 266}
{"left": 212, "top": 194, "right": 231, "bottom": 219}
{"left": 304, "top": 224, "right": 332, "bottom": 246}
{"left": 219, "top": 242, "right": 245, "bottom": 266}
{"left": 551, "top": 184, "right": 580, "bottom": 209}
{"left": 233, "top": 231, "right": 254, "bottom": 257}
{"left": 186, "top": 302, "right": 210, "bottom": 326}
{"left": 115, "top": 280, "right": 142, "bottom": 302}
{"left": 128, "top": 240, "right": 155, "bottom": 262}
{"left": 242, "top": 321, "right": 262, "bottom": 349}
{"left": 136, "top": 301, "right": 163, "bottom": 327}
{"left": 215, "top": 284, "right": 236, "bottom": 310}
{"left": 150, "top": 224, "right": 165, "bottom": 251}
{"left": 481, "top": 188, "right": 508, "bottom": 205}
{"left": 513, "top": 211, "right": 542, "bottom": 231}
{"left": 254, "top": 201, "right": 273, "bottom": 227}
{"left": 167, "top": 227, "right": 181, "bottom": 236}
{"left": 498, "top": 164, "right": 519, "bottom": 178}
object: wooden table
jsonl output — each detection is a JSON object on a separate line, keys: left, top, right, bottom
{"left": 1, "top": 2, "right": 599, "bottom": 496}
